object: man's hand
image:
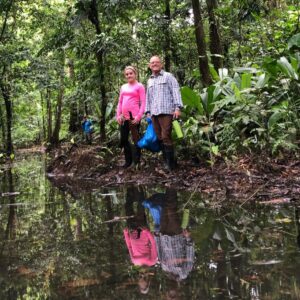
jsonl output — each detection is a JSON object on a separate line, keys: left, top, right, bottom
{"left": 173, "top": 109, "right": 181, "bottom": 119}
{"left": 182, "top": 229, "right": 191, "bottom": 238}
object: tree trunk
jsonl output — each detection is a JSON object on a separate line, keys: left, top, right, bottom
{"left": 51, "top": 56, "right": 65, "bottom": 145}
{"left": 0, "top": 0, "right": 14, "bottom": 42}
{"left": 46, "top": 89, "right": 52, "bottom": 143}
{"left": 67, "top": 59, "right": 79, "bottom": 133}
{"left": 164, "top": 0, "right": 171, "bottom": 71}
{"left": 206, "top": 0, "right": 223, "bottom": 70}
{"left": 40, "top": 92, "right": 46, "bottom": 141}
{"left": 191, "top": 0, "right": 212, "bottom": 87}
{"left": 0, "top": 103, "right": 6, "bottom": 149}
{"left": 0, "top": 79, "right": 13, "bottom": 155}
{"left": 88, "top": 0, "right": 107, "bottom": 141}
{"left": 0, "top": 2, "right": 14, "bottom": 155}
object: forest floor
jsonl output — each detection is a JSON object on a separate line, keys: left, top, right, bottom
{"left": 44, "top": 143, "right": 300, "bottom": 206}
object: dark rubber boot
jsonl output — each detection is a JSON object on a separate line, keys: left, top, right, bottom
{"left": 159, "top": 141, "right": 168, "bottom": 168}
{"left": 161, "top": 143, "right": 167, "bottom": 163}
{"left": 165, "top": 145, "right": 176, "bottom": 171}
{"left": 133, "top": 145, "right": 141, "bottom": 165}
{"left": 123, "top": 144, "right": 132, "bottom": 168}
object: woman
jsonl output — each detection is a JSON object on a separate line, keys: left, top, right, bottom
{"left": 116, "top": 66, "right": 146, "bottom": 168}
{"left": 123, "top": 186, "right": 158, "bottom": 267}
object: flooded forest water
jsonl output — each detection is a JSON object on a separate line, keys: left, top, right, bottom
{"left": 0, "top": 154, "right": 300, "bottom": 299}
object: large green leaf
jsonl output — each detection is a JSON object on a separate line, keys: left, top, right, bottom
{"left": 277, "top": 57, "right": 299, "bottom": 80}
{"left": 241, "top": 73, "right": 252, "bottom": 90}
{"left": 268, "top": 111, "right": 285, "bottom": 129}
{"left": 231, "top": 82, "right": 241, "bottom": 100}
{"left": 201, "top": 85, "right": 221, "bottom": 117}
{"left": 181, "top": 86, "right": 204, "bottom": 115}
{"left": 262, "top": 57, "right": 279, "bottom": 76}
{"left": 233, "top": 67, "right": 257, "bottom": 73}
{"left": 255, "top": 73, "right": 269, "bottom": 88}
{"left": 209, "top": 64, "right": 220, "bottom": 81}
{"left": 218, "top": 68, "right": 228, "bottom": 80}
{"left": 288, "top": 33, "right": 300, "bottom": 50}
{"left": 290, "top": 56, "right": 299, "bottom": 72}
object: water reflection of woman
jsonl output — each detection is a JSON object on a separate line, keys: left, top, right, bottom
{"left": 123, "top": 186, "right": 158, "bottom": 267}
{"left": 151, "top": 188, "right": 195, "bottom": 281}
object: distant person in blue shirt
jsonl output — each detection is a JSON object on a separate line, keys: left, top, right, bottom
{"left": 82, "top": 115, "right": 93, "bottom": 144}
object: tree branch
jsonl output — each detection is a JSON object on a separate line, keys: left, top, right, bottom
{"left": 0, "top": 0, "right": 14, "bottom": 42}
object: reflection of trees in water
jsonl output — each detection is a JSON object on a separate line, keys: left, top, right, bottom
{"left": 5, "top": 169, "right": 17, "bottom": 240}
{"left": 0, "top": 177, "right": 299, "bottom": 299}
{"left": 0, "top": 168, "right": 19, "bottom": 255}
{"left": 0, "top": 168, "right": 19, "bottom": 299}
{"left": 188, "top": 204, "right": 300, "bottom": 300}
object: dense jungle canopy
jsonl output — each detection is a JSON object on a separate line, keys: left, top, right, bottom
{"left": 0, "top": 0, "right": 299, "bottom": 161}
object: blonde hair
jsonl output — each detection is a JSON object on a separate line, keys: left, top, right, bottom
{"left": 124, "top": 65, "right": 137, "bottom": 75}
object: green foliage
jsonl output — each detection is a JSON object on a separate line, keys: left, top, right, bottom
{"left": 181, "top": 86, "right": 203, "bottom": 115}
{"left": 180, "top": 48, "right": 300, "bottom": 158}
{"left": 288, "top": 33, "right": 300, "bottom": 50}
{"left": 0, "top": 0, "right": 299, "bottom": 161}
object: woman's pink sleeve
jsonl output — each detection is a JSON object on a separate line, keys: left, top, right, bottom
{"left": 116, "top": 88, "right": 123, "bottom": 119}
{"left": 137, "top": 84, "right": 146, "bottom": 121}
{"left": 123, "top": 228, "right": 134, "bottom": 258}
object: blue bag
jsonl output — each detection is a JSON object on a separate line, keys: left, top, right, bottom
{"left": 137, "top": 118, "right": 161, "bottom": 152}
{"left": 142, "top": 193, "right": 165, "bottom": 232}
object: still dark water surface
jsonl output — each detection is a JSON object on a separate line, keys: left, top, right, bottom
{"left": 0, "top": 154, "right": 300, "bottom": 300}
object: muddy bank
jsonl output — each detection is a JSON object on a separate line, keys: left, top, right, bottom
{"left": 46, "top": 144, "right": 300, "bottom": 205}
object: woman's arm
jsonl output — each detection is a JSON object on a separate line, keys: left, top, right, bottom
{"left": 146, "top": 230, "right": 158, "bottom": 262}
{"left": 136, "top": 84, "right": 146, "bottom": 122}
{"left": 116, "top": 87, "right": 124, "bottom": 121}
{"left": 123, "top": 228, "right": 134, "bottom": 259}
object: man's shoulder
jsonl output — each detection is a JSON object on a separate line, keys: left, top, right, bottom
{"left": 162, "top": 71, "right": 172, "bottom": 76}
{"left": 163, "top": 71, "right": 176, "bottom": 79}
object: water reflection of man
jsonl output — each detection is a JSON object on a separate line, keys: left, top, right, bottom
{"left": 295, "top": 207, "right": 300, "bottom": 249}
{"left": 144, "top": 188, "right": 195, "bottom": 281}
{"left": 123, "top": 186, "right": 158, "bottom": 267}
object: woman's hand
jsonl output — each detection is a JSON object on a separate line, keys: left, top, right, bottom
{"left": 117, "top": 115, "right": 125, "bottom": 125}
{"left": 131, "top": 117, "right": 140, "bottom": 125}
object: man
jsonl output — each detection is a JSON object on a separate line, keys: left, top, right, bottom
{"left": 150, "top": 189, "right": 195, "bottom": 281}
{"left": 81, "top": 115, "right": 93, "bottom": 145}
{"left": 146, "top": 56, "right": 183, "bottom": 170}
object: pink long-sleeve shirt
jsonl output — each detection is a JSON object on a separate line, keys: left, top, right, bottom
{"left": 116, "top": 82, "right": 146, "bottom": 122}
{"left": 124, "top": 228, "right": 158, "bottom": 266}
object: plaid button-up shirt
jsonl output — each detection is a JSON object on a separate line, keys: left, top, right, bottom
{"left": 154, "top": 234, "right": 195, "bottom": 281}
{"left": 146, "top": 70, "right": 183, "bottom": 116}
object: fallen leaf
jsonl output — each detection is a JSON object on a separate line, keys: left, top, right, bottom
{"left": 17, "top": 266, "right": 36, "bottom": 277}
{"left": 260, "top": 198, "right": 291, "bottom": 204}
{"left": 2, "top": 192, "right": 20, "bottom": 196}
{"left": 250, "top": 259, "right": 282, "bottom": 265}
{"left": 62, "top": 279, "right": 101, "bottom": 288}
{"left": 275, "top": 218, "right": 292, "bottom": 223}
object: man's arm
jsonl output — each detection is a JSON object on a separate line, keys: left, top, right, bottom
{"left": 168, "top": 74, "right": 183, "bottom": 107}
{"left": 167, "top": 74, "right": 183, "bottom": 118}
